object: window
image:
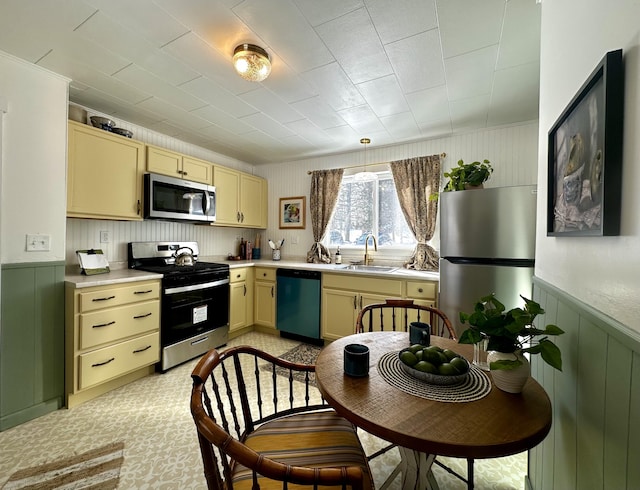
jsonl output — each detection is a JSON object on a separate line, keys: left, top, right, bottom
{"left": 325, "top": 171, "right": 416, "bottom": 247}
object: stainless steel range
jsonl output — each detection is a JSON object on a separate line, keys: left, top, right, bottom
{"left": 128, "top": 241, "right": 229, "bottom": 371}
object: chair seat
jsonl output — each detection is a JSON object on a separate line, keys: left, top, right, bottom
{"left": 232, "top": 410, "right": 374, "bottom": 490}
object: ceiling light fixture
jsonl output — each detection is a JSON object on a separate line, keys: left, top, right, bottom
{"left": 233, "top": 43, "right": 271, "bottom": 82}
{"left": 353, "top": 138, "right": 378, "bottom": 182}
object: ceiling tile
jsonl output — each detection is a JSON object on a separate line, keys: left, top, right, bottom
{"left": 315, "top": 8, "right": 393, "bottom": 84}
{"left": 449, "top": 94, "right": 491, "bottom": 131}
{"left": 496, "top": 0, "right": 541, "bottom": 69}
{"left": 366, "top": 0, "right": 438, "bottom": 44}
{"left": 191, "top": 105, "right": 256, "bottom": 135}
{"left": 337, "top": 105, "right": 387, "bottom": 134}
{"left": 294, "top": 0, "right": 363, "bottom": 27}
{"left": 488, "top": 62, "right": 540, "bottom": 126}
{"left": 405, "top": 85, "right": 450, "bottom": 125}
{"left": 179, "top": 77, "right": 257, "bottom": 118}
{"left": 301, "top": 62, "right": 366, "bottom": 111}
{"left": 290, "top": 96, "right": 348, "bottom": 129}
{"left": 239, "top": 87, "right": 305, "bottom": 124}
{"left": 445, "top": 45, "right": 499, "bottom": 101}
{"left": 438, "top": 0, "right": 505, "bottom": 59}
{"left": 379, "top": 112, "right": 422, "bottom": 140}
{"left": 239, "top": 112, "right": 296, "bottom": 139}
{"left": 356, "top": 74, "right": 410, "bottom": 117}
{"left": 285, "top": 119, "right": 335, "bottom": 146}
{"left": 385, "top": 30, "right": 445, "bottom": 94}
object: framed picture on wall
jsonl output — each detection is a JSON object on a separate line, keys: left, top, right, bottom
{"left": 279, "top": 196, "right": 306, "bottom": 229}
{"left": 547, "top": 49, "right": 624, "bottom": 236}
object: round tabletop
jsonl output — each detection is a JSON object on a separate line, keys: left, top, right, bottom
{"left": 315, "top": 331, "right": 552, "bottom": 459}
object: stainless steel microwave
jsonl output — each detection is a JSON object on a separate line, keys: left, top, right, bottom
{"left": 144, "top": 173, "right": 216, "bottom": 223}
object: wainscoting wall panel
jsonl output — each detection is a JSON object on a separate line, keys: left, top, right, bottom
{"left": 0, "top": 261, "right": 65, "bottom": 431}
{"left": 529, "top": 277, "right": 640, "bottom": 490}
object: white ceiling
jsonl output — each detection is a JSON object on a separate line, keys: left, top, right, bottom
{"left": 0, "top": 0, "right": 541, "bottom": 165}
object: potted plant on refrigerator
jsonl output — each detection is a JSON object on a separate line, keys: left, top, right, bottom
{"left": 458, "top": 293, "right": 564, "bottom": 393}
{"left": 443, "top": 159, "right": 493, "bottom": 191}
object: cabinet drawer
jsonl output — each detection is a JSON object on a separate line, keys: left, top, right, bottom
{"left": 79, "top": 282, "right": 160, "bottom": 313}
{"left": 255, "top": 267, "right": 276, "bottom": 282}
{"left": 230, "top": 268, "right": 247, "bottom": 283}
{"left": 79, "top": 301, "right": 160, "bottom": 350}
{"left": 406, "top": 281, "right": 437, "bottom": 300}
{"left": 78, "top": 332, "right": 159, "bottom": 390}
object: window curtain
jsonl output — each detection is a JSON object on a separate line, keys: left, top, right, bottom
{"left": 390, "top": 155, "right": 441, "bottom": 271}
{"left": 306, "top": 169, "right": 344, "bottom": 263}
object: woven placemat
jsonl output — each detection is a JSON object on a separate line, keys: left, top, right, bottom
{"left": 377, "top": 351, "right": 492, "bottom": 403}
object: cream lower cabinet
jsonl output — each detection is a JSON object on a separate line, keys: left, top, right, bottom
{"left": 67, "top": 121, "right": 145, "bottom": 220}
{"left": 322, "top": 273, "right": 403, "bottom": 341}
{"left": 254, "top": 267, "right": 276, "bottom": 329}
{"left": 229, "top": 267, "right": 254, "bottom": 336}
{"left": 212, "top": 165, "right": 267, "bottom": 228}
{"left": 404, "top": 280, "right": 438, "bottom": 326}
{"left": 146, "top": 145, "right": 212, "bottom": 184}
{"left": 65, "top": 280, "right": 160, "bottom": 408}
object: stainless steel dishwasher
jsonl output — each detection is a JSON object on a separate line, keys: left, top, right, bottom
{"left": 276, "top": 269, "right": 321, "bottom": 343}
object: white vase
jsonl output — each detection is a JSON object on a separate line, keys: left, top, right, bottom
{"left": 487, "top": 350, "right": 530, "bottom": 393}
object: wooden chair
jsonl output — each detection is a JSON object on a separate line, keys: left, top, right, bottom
{"left": 356, "top": 299, "right": 457, "bottom": 340}
{"left": 191, "top": 345, "right": 374, "bottom": 490}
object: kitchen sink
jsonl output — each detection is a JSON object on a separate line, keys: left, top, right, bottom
{"left": 338, "top": 264, "right": 398, "bottom": 273}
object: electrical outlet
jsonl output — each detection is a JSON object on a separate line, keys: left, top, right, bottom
{"left": 291, "top": 235, "right": 299, "bottom": 245}
{"left": 26, "top": 234, "right": 51, "bottom": 252}
{"left": 100, "top": 231, "right": 110, "bottom": 243}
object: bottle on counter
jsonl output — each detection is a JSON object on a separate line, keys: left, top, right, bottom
{"left": 335, "top": 246, "right": 342, "bottom": 264}
{"left": 246, "top": 241, "right": 252, "bottom": 260}
{"left": 239, "top": 238, "right": 246, "bottom": 259}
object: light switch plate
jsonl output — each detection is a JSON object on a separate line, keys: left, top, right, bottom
{"left": 26, "top": 234, "right": 51, "bottom": 251}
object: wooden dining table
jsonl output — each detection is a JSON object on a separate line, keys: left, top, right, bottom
{"left": 314, "top": 331, "right": 552, "bottom": 490}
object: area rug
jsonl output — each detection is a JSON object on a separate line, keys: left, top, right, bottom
{"left": 2, "top": 441, "right": 124, "bottom": 490}
{"left": 261, "top": 343, "right": 323, "bottom": 386}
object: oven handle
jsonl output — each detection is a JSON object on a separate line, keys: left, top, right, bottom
{"left": 164, "top": 278, "right": 229, "bottom": 295}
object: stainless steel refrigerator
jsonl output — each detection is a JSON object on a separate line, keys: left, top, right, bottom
{"left": 438, "top": 185, "right": 537, "bottom": 337}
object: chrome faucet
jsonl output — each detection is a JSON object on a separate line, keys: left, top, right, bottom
{"left": 363, "top": 234, "right": 377, "bottom": 265}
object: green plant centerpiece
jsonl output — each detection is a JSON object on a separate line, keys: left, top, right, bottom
{"left": 443, "top": 159, "right": 493, "bottom": 191}
{"left": 458, "top": 293, "right": 564, "bottom": 371}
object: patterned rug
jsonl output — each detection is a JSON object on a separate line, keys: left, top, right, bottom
{"left": 2, "top": 442, "right": 124, "bottom": 489}
{"left": 261, "top": 343, "right": 323, "bottom": 386}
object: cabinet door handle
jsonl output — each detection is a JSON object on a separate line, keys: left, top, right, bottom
{"left": 92, "top": 357, "right": 115, "bottom": 367}
{"left": 271, "top": 286, "right": 274, "bottom": 297}
{"left": 92, "top": 295, "right": 116, "bottom": 302}
{"left": 241, "top": 212, "right": 244, "bottom": 222}
{"left": 133, "top": 312, "right": 152, "bottom": 319}
{"left": 237, "top": 211, "right": 241, "bottom": 222}
{"left": 359, "top": 296, "right": 363, "bottom": 309}
{"left": 92, "top": 321, "right": 115, "bottom": 328}
{"left": 133, "top": 345, "right": 152, "bottom": 354}
{"left": 134, "top": 289, "right": 153, "bottom": 295}
{"left": 353, "top": 295, "right": 357, "bottom": 309}
{"left": 243, "top": 284, "right": 247, "bottom": 296}
{"left": 137, "top": 200, "right": 141, "bottom": 214}
{"left": 183, "top": 171, "right": 188, "bottom": 176}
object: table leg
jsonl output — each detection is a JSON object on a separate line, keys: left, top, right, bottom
{"left": 397, "top": 446, "right": 439, "bottom": 490}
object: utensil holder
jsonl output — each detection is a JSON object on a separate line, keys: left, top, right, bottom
{"left": 272, "top": 249, "right": 281, "bottom": 261}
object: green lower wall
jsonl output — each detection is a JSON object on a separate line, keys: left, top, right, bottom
{"left": 529, "top": 277, "right": 640, "bottom": 489}
{"left": 0, "top": 261, "right": 65, "bottom": 431}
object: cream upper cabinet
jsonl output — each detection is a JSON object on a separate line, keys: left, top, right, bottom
{"left": 67, "top": 121, "right": 145, "bottom": 220}
{"left": 212, "top": 165, "right": 267, "bottom": 229}
{"left": 146, "top": 145, "right": 211, "bottom": 184}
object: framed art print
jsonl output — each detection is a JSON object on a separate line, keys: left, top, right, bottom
{"left": 279, "top": 196, "right": 306, "bottom": 229}
{"left": 547, "top": 49, "right": 624, "bottom": 236}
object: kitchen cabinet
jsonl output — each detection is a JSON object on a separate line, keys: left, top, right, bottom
{"left": 65, "top": 279, "right": 160, "bottom": 408}
{"left": 67, "top": 121, "right": 145, "bottom": 220}
{"left": 404, "top": 280, "right": 438, "bottom": 326}
{"left": 146, "top": 145, "right": 212, "bottom": 184}
{"left": 229, "top": 267, "right": 254, "bottom": 337}
{"left": 212, "top": 166, "right": 267, "bottom": 228}
{"left": 254, "top": 267, "right": 276, "bottom": 329}
{"left": 322, "top": 273, "right": 403, "bottom": 341}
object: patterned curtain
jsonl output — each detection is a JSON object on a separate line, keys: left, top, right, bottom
{"left": 306, "top": 169, "right": 344, "bottom": 263}
{"left": 390, "top": 155, "right": 441, "bottom": 271}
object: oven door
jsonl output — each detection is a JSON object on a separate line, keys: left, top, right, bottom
{"left": 161, "top": 278, "right": 229, "bottom": 347}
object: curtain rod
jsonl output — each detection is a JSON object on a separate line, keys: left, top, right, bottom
{"left": 306, "top": 152, "right": 447, "bottom": 174}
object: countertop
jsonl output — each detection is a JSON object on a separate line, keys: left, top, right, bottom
{"left": 65, "top": 259, "right": 439, "bottom": 288}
